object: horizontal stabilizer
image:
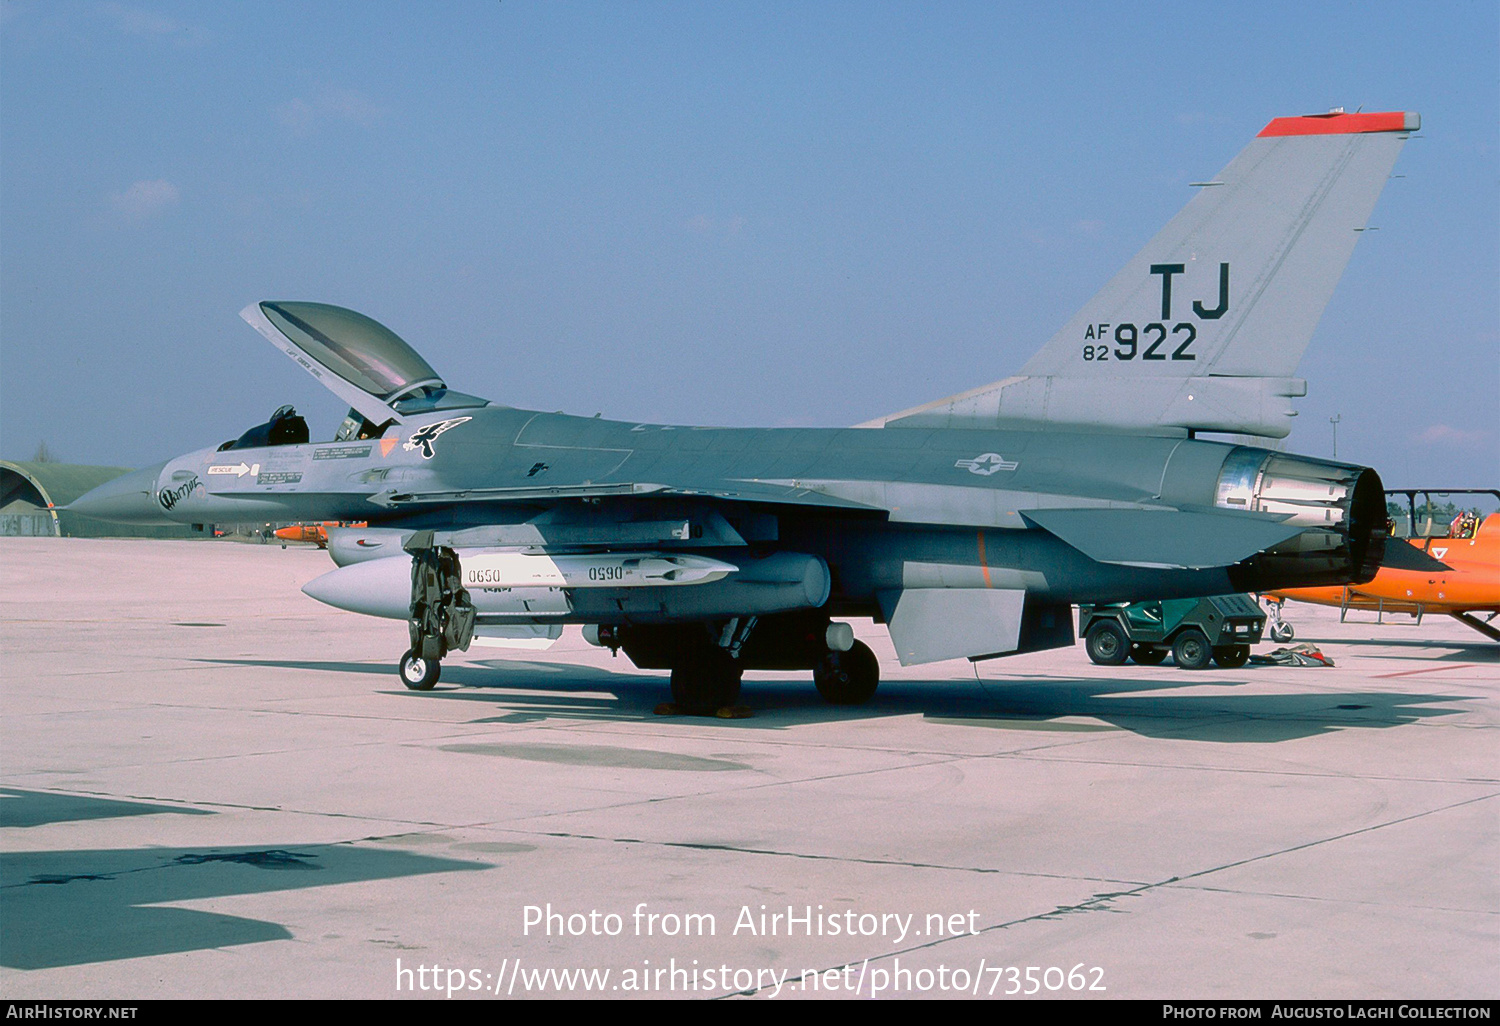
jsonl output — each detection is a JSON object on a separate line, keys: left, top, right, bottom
{"left": 1023, "top": 507, "right": 1306, "bottom": 569}
{"left": 1381, "top": 541, "right": 1452, "bottom": 573}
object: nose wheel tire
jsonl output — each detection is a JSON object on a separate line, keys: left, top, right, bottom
{"left": 1270, "top": 622, "right": 1295, "bottom": 643}
{"left": 399, "top": 649, "right": 440, "bottom": 690}
{"left": 813, "top": 640, "right": 880, "bottom": 705}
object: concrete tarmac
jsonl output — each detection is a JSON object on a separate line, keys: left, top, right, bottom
{"left": 1, "top": 538, "right": 1495, "bottom": 999}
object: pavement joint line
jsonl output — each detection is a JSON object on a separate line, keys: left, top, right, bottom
{"left": 415, "top": 724, "right": 967, "bottom": 762}
{"left": 1165, "top": 881, "right": 1499, "bottom": 917}
{"left": 1002, "top": 752, "right": 1500, "bottom": 785}
{"left": 452, "top": 757, "right": 987, "bottom": 820}
{"left": 520, "top": 826, "right": 1151, "bottom": 886}
{"left": 530, "top": 718, "right": 1126, "bottom": 759}
{"left": 1170, "top": 790, "right": 1500, "bottom": 886}
{"left": 13, "top": 699, "right": 577, "bottom": 729}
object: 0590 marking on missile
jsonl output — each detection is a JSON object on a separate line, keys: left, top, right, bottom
{"left": 1081, "top": 263, "right": 1228, "bottom": 363}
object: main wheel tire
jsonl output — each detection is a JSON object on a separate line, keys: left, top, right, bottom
{"left": 814, "top": 640, "right": 880, "bottom": 705}
{"left": 399, "top": 648, "right": 440, "bottom": 690}
{"left": 1172, "top": 628, "right": 1212, "bottom": 670}
{"left": 1085, "top": 619, "right": 1130, "bottom": 665}
{"left": 1131, "top": 645, "right": 1168, "bottom": 665}
{"left": 669, "top": 647, "right": 742, "bottom": 711}
{"left": 1213, "top": 645, "right": 1251, "bottom": 669}
{"left": 1270, "top": 622, "right": 1295, "bottom": 643}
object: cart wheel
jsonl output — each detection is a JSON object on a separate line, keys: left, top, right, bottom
{"left": 1172, "top": 629, "right": 1212, "bottom": 670}
{"left": 1085, "top": 620, "right": 1129, "bottom": 665}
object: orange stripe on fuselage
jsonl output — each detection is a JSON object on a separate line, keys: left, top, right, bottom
{"left": 978, "top": 531, "right": 992, "bottom": 589}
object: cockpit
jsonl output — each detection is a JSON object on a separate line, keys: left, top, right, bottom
{"left": 225, "top": 301, "right": 489, "bottom": 449}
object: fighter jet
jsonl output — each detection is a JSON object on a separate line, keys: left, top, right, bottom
{"left": 74, "top": 109, "right": 1418, "bottom": 709}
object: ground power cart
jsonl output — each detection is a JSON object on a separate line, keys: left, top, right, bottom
{"left": 1079, "top": 595, "right": 1266, "bottom": 669}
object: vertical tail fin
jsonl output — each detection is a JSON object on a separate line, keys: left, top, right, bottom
{"left": 874, "top": 110, "right": 1418, "bottom": 437}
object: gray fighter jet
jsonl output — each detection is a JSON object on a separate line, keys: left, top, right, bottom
{"left": 75, "top": 109, "right": 1419, "bottom": 709}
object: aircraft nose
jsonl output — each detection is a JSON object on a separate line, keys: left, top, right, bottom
{"left": 68, "top": 462, "right": 175, "bottom": 524}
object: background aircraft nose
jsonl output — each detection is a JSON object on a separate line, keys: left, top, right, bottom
{"left": 68, "top": 462, "right": 176, "bottom": 524}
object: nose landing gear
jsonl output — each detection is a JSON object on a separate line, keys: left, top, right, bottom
{"left": 398, "top": 533, "right": 475, "bottom": 690}
{"left": 399, "top": 649, "right": 441, "bottom": 690}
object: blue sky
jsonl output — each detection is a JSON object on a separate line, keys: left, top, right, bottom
{"left": 2, "top": 1, "right": 1496, "bottom": 488}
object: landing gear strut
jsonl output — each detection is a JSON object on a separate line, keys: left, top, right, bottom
{"left": 668, "top": 618, "right": 752, "bottom": 713}
{"left": 617, "top": 616, "right": 880, "bottom": 714}
{"left": 669, "top": 644, "right": 743, "bottom": 712}
{"left": 1263, "top": 595, "right": 1295, "bottom": 643}
{"left": 399, "top": 533, "right": 475, "bottom": 690}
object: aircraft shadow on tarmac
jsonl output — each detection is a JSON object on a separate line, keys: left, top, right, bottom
{"left": 0, "top": 788, "right": 213, "bottom": 830}
{"left": 0, "top": 791, "right": 490, "bottom": 970}
{"left": 199, "top": 658, "right": 1469, "bottom": 743}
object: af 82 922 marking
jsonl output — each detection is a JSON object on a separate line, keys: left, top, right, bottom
{"left": 1080, "top": 261, "right": 1229, "bottom": 363}
{"left": 1082, "top": 322, "right": 1197, "bottom": 362}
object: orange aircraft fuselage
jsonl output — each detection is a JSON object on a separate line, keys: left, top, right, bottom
{"left": 273, "top": 521, "right": 365, "bottom": 548}
{"left": 1267, "top": 513, "right": 1500, "bottom": 640}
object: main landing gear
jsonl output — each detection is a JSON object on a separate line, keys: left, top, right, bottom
{"left": 669, "top": 644, "right": 743, "bottom": 713}
{"left": 813, "top": 641, "right": 879, "bottom": 705}
{"left": 398, "top": 535, "right": 475, "bottom": 690}
{"left": 614, "top": 616, "right": 882, "bottom": 715}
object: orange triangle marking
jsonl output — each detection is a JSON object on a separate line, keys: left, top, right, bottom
{"left": 380, "top": 437, "right": 397, "bottom": 457}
